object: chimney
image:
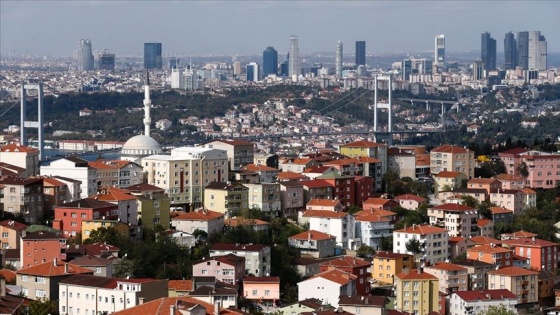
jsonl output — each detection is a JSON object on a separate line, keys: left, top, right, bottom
{"left": 64, "top": 262, "right": 68, "bottom": 274}
{"left": 417, "top": 268, "right": 421, "bottom": 274}
{"left": 170, "top": 305, "right": 176, "bottom": 315}
{"left": 139, "top": 297, "right": 145, "bottom": 305}
{"left": 53, "top": 258, "right": 57, "bottom": 267}
{"left": 532, "top": 236, "right": 536, "bottom": 244}
{"left": 214, "top": 301, "right": 221, "bottom": 315}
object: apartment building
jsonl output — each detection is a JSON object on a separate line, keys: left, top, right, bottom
{"left": 243, "top": 277, "right": 280, "bottom": 307}
{"left": 301, "top": 179, "right": 333, "bottom": 204}
{"left": 288, "top": 230, "right": 336, "bottom": 258}
{"left": 244, "top": 182, "right": 281, "bottom": 214}
{"left": 394, "top": 194, "right": 427, "bottom": 211}
{"left": 354, "top": 210, "right": 394, "bottom": 250}
{"left": 88, "top": 159, "right": 143, "bottom": 188}
{"left": 487, "top": 266, "right": 539, "bottom": 306}
{"left": 201, "top": 139, "right": 254, "bottom": 171}
{"left": 53, "top": 198, "right": 118, "bottom": 238}
{"left": 499, "top": 149, "right": 560, "bottom": 189}
{"left": 432, "top": 171, "right": 468, "bottom": 194}
{"left": 297, "top": 269, "right": 357, "bottom": 308}
{"left": 0, "top": 144, "right": 40, "bottom": 177}
{"left": 394, "top": 269, "right": 440, "bottom": 315}
{"left": 393, "top": 224, "right": 449, "bottom": 266}
{"left": 430, "top": 145, "right": 475, "bottom": 179}
{"left": 424, "top": 262, "right": 468, "bottom": 293}
{"left": 171, "top": 209, "right": 224, "bottom": 235}
{"left": 125, "top": 183, "right": 171, "bottom": 229}
{"left": 320, "top": 256, "right": 370, "bottom": 295}
{"left": 467, "top": 244, "right": 513, "bottom": 267}
{"left": 448, "top": 289, "right": 518, "bottom": 315}
{"left": 40, "top": 157, "right": 98, "bottom": 199}
{"left": 489, "top": 189, "right": 525, "bottom": 214}
{"left": 20, "top": 231, "right": 67, "bottom": 268}
{"left": 204, "top": 181, "right": 249, "bottom": 216}
{"left": 387, "top": 146, "right": 430, "bottom": 180}
{"left": 279, "top": 180, "right": 304, "bottom": 217}
{"left": 428, "top": 203, "right": 478, "bottom": 238}
{"left": 142, "top": 147, "right": 229, "bottom": 209}
{"left": 466, "top": 178, "right": 501, "bottom": 195}
{"left": 0, "top": 177, "right": 44, "bottom": 224}
{"left": 301, "top": 210, "right": 356, "bottom": 250}
{"left": 372, "top": 252, "right": 414, "bottom": 286}
{"left": 496, "top": 173, "right": 525, "bottom": 190}
{"left": 455, "top": 259, "right": 496, "bottom": 290}
{"left": 502, "top": 237, "right": 560, "bottom": 273}
{"left": 0, "top": 219, "right": 27, "bottom": 250}
{"left": 241, "top": 164, "right": 279, "bottom": 183}
{"left": 192, "top": 254, "right": 245, "bottom": 284}
{"left": 209, "top": 243, "right": 271, "bottom": 277}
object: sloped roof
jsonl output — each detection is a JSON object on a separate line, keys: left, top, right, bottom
{"left": 487, "top": 266, "right": 539, "bottom": 277}
{"left": 341, "top": 140, "right": 386, "bottom": 148}
{"left": 395, "top": 270, "right": 437, "bottom": 280}
{"left": 302, "top": 210, "right": 349, "bottom": 219}
{"left": 289, "top": 230, "right": 336, "bottom": 241}
{"left": 17, "top": 260, "right": 93, "bottom": 277}
{"left": 394, "top": 224, "right": 448, "bottom": 235}
{"left": 168, "top": 280, "right": 193, "bottom": 291}
{"left": 0, "top": 220, "right": 28, "bottom": 231}
{"left": 172, "top": 210, "right": 224, "bottom": 221}
{"left": 430, "top": 203, "right": 476, "bottom": 212}
{"left": 307, "top": 199, "right": 341, "bottom": 207}
{"left": 454, "top": 289, "right": 517, "bottom": 301}
{"left": 59, "top": 198, "right": 117, "bottom": 209}
{"left": 431, "top": 145, "right": 468, "bottom": 154}
{"left": 321, "top": 256, "right": 369, "bottom": 268}
{"left": 426, "top": 262, "right": 467, "bottom": 272}
{"left": 434, "top": 171, "right": 465, "bottom": 178}
{"left": 307, "top": 269, "right": 357, "bottom": 285}
{"left": 394, "top": 194, "right": 426, "bottom": 203}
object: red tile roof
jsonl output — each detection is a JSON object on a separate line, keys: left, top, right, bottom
{"left": 307, "top": 199, "right": 341, "bottom": 207}
{"left": 289, "top": 230, "right": 336, "bottom": 241}
{"left": 300, "top": 179, "right": 333, "bottom": 188}
{"left": 277, "top": 172, "right": 308, "bottom": 180}
{"left": 301, "top": 210, "right": 349, "bottom": 219}
{"left": 91, "top": 187, "right": 138, "bottom": 201}
{"left": 489, "top": 207, "right": 513, "bottom": 215}
{"left": 374, "top": 252, "right": 413, "bottom": 260}
{"left": 495, "top": 174, "right": 524, "bottom": 181}
{"left": 487, "top": 266, "right": 539, "bottom": 277}
{"left": 168, "top": 280, "right": 193, "bottom": 291}
{"left": 426, "top": 262, "right": 467, "bottom": 272}
{"left": 431, "top": 145, "right": 468, "bottom": 154}
{"left": 321, "top": 256, "right": 369, "bottom": 268}
{"left": 469, "top": 236, "right": 502, "bottom": 246}
{"left": 454, "top": 289, "right": 517, "bottom": 301}
{"left": 394, "top": 194, "right": 426, "bottom": 203}
{"left": 16, "top": 260, "right": 93, "bottom": 277}
{"left": 341, "top": 140, "right": 386, "bottom": 148}
{"left": 242, "top": 164, "right": 279, "bottom": 172}
{"left": 430, "top": 203, "right": 476, "bottom": 212}
{"left": 0, "top": 144, "right": 39, "bottom": 153}
{"left": 502, "top": 238, "right": 558, "bottom": 248}
{"left": 394, "top": 224, "right": 448, "bottom": 235}
{"left": 434, "top": 171, "right": 466, "bottom": 178}
{"left": 468, "top": 178, "right": 499, "bottom": 184}
{"left": 224, "top": 217, "right": 269, "bottom": 227}
{"left": 0, "top": 220, "right": 28, "bottom": 231}
{"left": 477, "top": 219, "right": 493, "bottom": 227}
{"left": 395, "top": 270, "right": 438, "bottom": 280}
{"left": 308, "top": 269, "right": 357, "bottom": 285}
{"left": 172, "top": 209, "right": 224, "bottom": 221}
{"left": 467, "top": 245, "right": 511, "bottom": 254}
{"left": 243, "top": 276, "right": 280, "bottom": 283}
{"left": 111, "top": 296, "right": 218, "bottom": 315}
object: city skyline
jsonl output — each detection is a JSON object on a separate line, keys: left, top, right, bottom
{"left": 1, "top": 1, "right": 559, "bottom": 57}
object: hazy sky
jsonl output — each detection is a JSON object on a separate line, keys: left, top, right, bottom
{"left": 1, "top": 1, "right": 559, "bottom": 57}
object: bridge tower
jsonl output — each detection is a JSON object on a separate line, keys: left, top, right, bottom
{"left": 20, "top": 82, "right": 45, "bottom": 160}
{"left": 372, "top": 74, "right": 393, "bottom": 145}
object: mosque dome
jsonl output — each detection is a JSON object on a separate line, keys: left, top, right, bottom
{"left": 121, "top": 135, "right": 161, "bottom": 162}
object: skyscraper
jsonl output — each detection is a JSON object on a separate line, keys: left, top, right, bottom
{"left": 472, "top": 59, "right": 484, "bottom": 80}
{"left": 516, "top": 32, "right": 529, "bottom": 70}
{"left": 288, "top": 35, "right": 300, "bottom": 82}
{"left": 76, "top": 39, "right": 94, "bottom": 71}
{"left": 246, "top": 63, "right": 260, "bottom": 82}
{"left": 528, "top": 31, "right": 547, "bottom": 70}
{"left": 504, "top": 32, "right": 517, "bottom": 70}
{"left": 262, "top": 46, "right": 278, "bottom": 76}
{"left": 335, "top": 41, "right": 343, "bottom": 79}
{"left": 355, "top": 41, "right": 366, "bottom": 66}
{"left": 481, "top": 32, "right": 496, "bottom": 72}
{"left": 434, "top": 35, "right": 445, "bottom": 68}
{"left": 98, "top": 50, "right": 115, "bottom": 71}
{"left": 144, "top": 43, "right": 163, "bottom": 69}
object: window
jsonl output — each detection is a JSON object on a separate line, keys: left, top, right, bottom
{"left": 265, "top": 290, "right": 270, "bottom": 296}
{"left": 21, "top": 275, "right": 28, "bottom": 282}
{"left": 252, "top": 290, "right": 258, "bottom": 296}
{"left": 95, "top": 267, "right": 102, "bottom": 274}
{"left": 35, "top": 289, "right": 46, "bottom": 298}
{"left": 35, "top": 276, "right": 46, "bottom": 284}
{"left": 201, "top": 270, "right": 208, "bottom": 275}
{"left": 1, "top": 232, "right": 8, "bottom": 238}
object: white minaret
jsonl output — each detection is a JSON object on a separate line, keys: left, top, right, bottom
{"left": 335, "top": 41, "right": 343, "bottom": 79}
{"left": 143, "top": 70, "right": 152, "bottom": 137}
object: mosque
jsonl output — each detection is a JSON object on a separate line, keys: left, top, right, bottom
{"left": 120, "top": 71, "right": 162, "bottom": 163}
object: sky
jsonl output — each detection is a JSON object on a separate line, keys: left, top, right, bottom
{"left": 1, "top": 1, "right": 559, "bottom": 57}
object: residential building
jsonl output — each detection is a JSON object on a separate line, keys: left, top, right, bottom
{"left": 498, "top": 149, "right": 560, "bottom": 189}
{"left": 394, "top": 194, "right": 426, "bottom": 211}
{"left": 467, "top": 178, "right": 501, "bottom": 195}
{"left": 0, "top": 219, "right": 27, "bottom": 250}
{"left": 489, "top": 189, "right": 525, "bottom": 214}
{"left": 301, "top": 210, "right": 357, "bottom": 250}
{"left": 279, "top": 180, "right": 304, "bottom": 217}
{"left": 20, "top": 231, "right": 67, "bottom": 268}
{"left": 42, "top": 176, "right": 72, "bottom": 214}
{"left": 455, "top": 259, "right": 496, "bottom": 291}
{"left": 168, "top": 280, "right": 193, "bottom": 297}
{"left": 288, "top": 230, "right": 336, "bottom": 258}
{"left": 432, "top": 171, "right": 468, "bottom": 194}
{"left": 243, "top": 183, "right": 281, "bottom": 215}
{"left": 53, "top": 198, "right": 118, "bottom": 238}
{"left": 204, "top": 181, "right": 249, "bottom": 217}
{"left": 40, "top": 157, "right": 98, "bottom": 199}
{"left": 125, "top": 183, "right": 171, "bottom": 229}
{"left": 372, "top": 252, "right": 414, "bottom": 286}
{"left": 447, "top": 236, "right": 473, "bottom": 261}
{"left": 428, "top": 203, "right": 478, "bottom": 238}
{"left": 188, "top": 282, "right": 239, "bottom": 310}
{"left": 305, "top": 199, "right": 344, "bottom": 212}
{"left": 59, "top": 274, "right": 168, "bottom": 315}
{"left": 340, "top": 140, "right": 387, "bottom": 189}
{"left": 339, "top": 295, "right": 387, "bottom": 315}
{"left": 293, "top": 256, "right": 336, "bottom": 278}
{"left": 301, "top": 179, "right": 333, "bottom": 204}
{"left": 354, "top": 176, "right": 375, "bottom": 206}
{"left": 108, "top": 296, "right": 222, "bottom": 315}
{"left": 243, "top": 276, "right": 280, "bottom": 307}
{"left": 316, "top": 172, "right": 355, "bottom": 209}
{"left": 279, "top": 157, "right": 316, "bottom": 173}
{"left": 502, "top": 237, "right": 560, "bottom": 273}
{"left": 438, "top": 188, "right": 487, "bottom": 205}
{"left": 224, "top": 217, "right": 269, "bottom": 232}
{"left": 467, "top": 244, "right": 513, "bottom": 267}
{"left": 297, "top": 269, "right": 357, "bottom": 308}
{"left": 320, "top": 256, "right": 370, "bottom": 295}
{"left": 489, "top": 206, "right": 514, "bottom": 224}
{"left": 393, "top": 224, "right": 449, "bottom": 266}
{"left": 241, "top": 164, "right": 280, "bottom": 183}
{"left": 387, "top": 146, "right": 430, "bottom": 180}
{"left": 82, "top": 220, "right": 130, "bottom": 241}
{"left": 209, "top": 243, "right": 271, "bottom": 277}
{"left": 448, "top": 289, "right": 517, "bottom": 315}
{"left": 88, "top": 160, "right": 143, "bottom": 188}
{"left": 142, "top": 147, "right": 229, "bottom": 209}
{"left": 521, "top": 187, "right": 537, "bottom": 209}
{"left": 0, "top": 144, "right": 40, "bottom": 177}
{"left": 477, "top": 219, "right": 495, "bottom": 238}
{"left": 487, "top": 266, "right": 539, "bottom": 306}
{"left": 170, "top": 209, "right": 224, "bottom": 235}
{"left": 354, "top": 210, "right": 394, "bottom": 250}
{"left": 430, "top": 145, "right": 475, "bottom": 179}
{"left": 70, "top": 255, "right": 114, "bottom": 277}
{"left": 496, "top": 173, "right": 525, "bottom": 190}
{"left": 16, "top": 259, "right": 93, "bottom": 300}
{"left": 424, "top": 262, "right": 468, "bottom": 293}
{"left": 394, "top": 269, "right": 440, "bottom": 315}
{"left": 363, "top": 197, "right": 399, "bottom": 211}
{"left": 169, "top": 231, "right": 196, "bottom": 248}
{"left": 192, "top": 254, "right": 245, "bottom": 284}
{"left": 0, "top": 177, "right": 44, "bottom": 224}
{"left": 52, "top": 176, "right": 82, "bottom": 203}
{"left": 201, "top": 139, "right": 254, "bottom": 171}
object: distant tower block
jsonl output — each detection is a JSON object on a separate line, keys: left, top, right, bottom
{"left": 20, "top": 82, "right": 45, "bottom": 160}
{"left": 372, "top": 74, "right": 393, "bottom": 145}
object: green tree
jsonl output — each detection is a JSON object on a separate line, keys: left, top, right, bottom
{"left": 29, "top": 297, "right": 59, "bottom": 315}
{"left": 405, "top": 238, "right": 424, "bottom": 267}
{"left": 517, "top": 162, "right": 529, "bottom": 178}
{"left": 356, "top": 244, "right": 375, "bottom": 258}
{"left": 477, "top": 305, "right": 515, "bottom": 315}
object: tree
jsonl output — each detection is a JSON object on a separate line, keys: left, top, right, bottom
{"left": 517, "top": 162, "right": 529, "bottom": 178}
{"left": 405, "top": 238, "right": 424, "bottom": 268}
{"left": 356, "top": 244, "right": 375, "bottom": 258}
{"left": 29, "top": 297, "right": 59, "bottom": 315}
{"left": 477, "top": 305, "right": 515, "bottom": 315}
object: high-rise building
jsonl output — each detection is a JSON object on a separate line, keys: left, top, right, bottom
{"left": 355, "top": 41, "right": 366, "bottom": 66}
{"left": 262, "top": 46, "right": 278, "bottom": 76}
{"left": 504, "top": 32, "right": 517, "bottom": 70}
{"left": 246, "top": 62, "right": 259, "bottom": 82}
{"left": 98, "top": 50, "right": 115, "bottom": 71}
{"left": 402, "top": 59, "right": 413, "bottom": 81}
{"left": 516, "top": 32, "right": 529, "bottom": 70}
{"left": 472, "top": 59, "right": 484, "bottom": 80}
{"left": 169, "top": 57, "right": 180, "bottom": 69}
{"left": 288, "top": 35, "right": 300, "bottom": 82}
{"left": 335, "top": 41, "right": 343, "bottom": 79}
{"left": 76, "top": 39, "right": 94, "bottom": 71}
{"left": 232, "top": 61, "right": 242, "bottom": 76}
{"left": 434, "top": 35, "right": 445, "bottom": 68}
{"left": 481, "top": 32, "right": 496, "bottom": 71}
{"left": 144, "top": 43, "right": 163, "bottom": 69}
{"left": 170, "top": 68, "right": 184, "bottom": 89}
{"left": 528, "top": 31, "right": 547, "bottom": 70}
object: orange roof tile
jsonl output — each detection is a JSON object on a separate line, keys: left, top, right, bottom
{"left": 495, "top": 174, "right": 524, "bottom": 181}
{"left": 307, "top": 199, "right": 341, "bottom": 207}
{"left": 111, "top": 296, "right": 217, "bottom": 315}
{"left": 16, "top": 260, "right": 93, "bottom": 277}
{"left": 172, "top": 210, "right": 224, "bottom": 221}
{"left": 487, "top": 266, "right": 539, "bottom": 277}
{"left": 355, "top": 156, "right": 381, "bottom": 163}
{"left": 426, "top": 262, "right": 467, "bottom": 272}
{"left": 242, "top": 164, "right": 279, "bottom": 172}
{"left": 341, "top": 140, "right": 386, "bottom": 148}
{"left": 321, "top": 256, "right": 369, "bottom": 268}
{"left": 431, "top": 145, "right": 468, "bottom": 154}
{"left": 0, "top": 144, "right": 39, "bottom": 153}
{"left": 434, "top": 171, "right": 466, "bottom": 178}
{"left": 308, "top": 269, "right": 357, "bottom": 285}
{"left": 394, "top": 194, "right": 426, "bottom": 203}
{"left": 470, "top": 236, "right": 502, "bottom": 245}
{"left": 301, "top": 210, "right": 349, "bottom": 219}
{"left": 489, "top": 207, "right": 513, "bottom": 215}
{"left": 277, "top": 171, "right": 308, "bottom": 180}
{"left": 395, "top": 269, "right": 438, "bottom": 280}
{"left": 224, "top": 217, "right": 269, "bottom": 227}
{"left": 448, "top": 236, "right": 466, "bottom": 243}
{"left": 91, "top": 187, "right": 137, "bottom": 201}
{"left": 467, "top": 245, "right": 511, "bottom": 254}
{"left": 394, "top": 224, "right": 448, "bottom": 235}
{"left": 289, "top": 230, "right": 336, "bottom": 241}
{"left": 168, "top": 280, "right": 193, "bottom": 291}
{"left": 477, "top": 219, "right": 493, "bottom": 227}
{"left": 520, "top": 187, "right": 537, "bottom": 195}
{"left": 468, "top": 178, "right": 499, "bottom": 184}
{"left": 431, "top": 203, "right": 476, "bottom": 212}
{"left": 363, "top": 197, "right": 395, "bottom": 206}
